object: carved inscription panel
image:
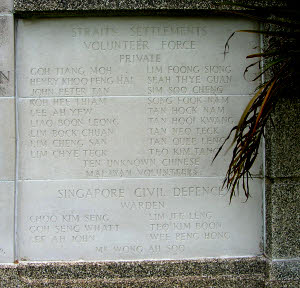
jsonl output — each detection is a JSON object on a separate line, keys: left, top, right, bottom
{"left": 17, "top": 18, "right": 262, "bottom": 261}
{"left": 18, "top": 179, "right": 262, "bottom": 261}
{"left": 18, "top": 95, "right": 261, "bottom": 179}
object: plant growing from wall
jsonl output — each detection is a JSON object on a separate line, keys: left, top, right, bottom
{"left": 214, "top": 2, "right": 300, "bottom": 201}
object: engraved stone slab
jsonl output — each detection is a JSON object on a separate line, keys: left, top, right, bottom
{"left": 18, "top": 95, "right": 262, "bottom": 180}
{"left": 0, "top": 15, "right": 14, "bottom": 97}
{"left": 0, "top": 181, "right": 14, "bottom": 263}
{"left": 0, "top": 99, "right": 15, "bottom": 180}
{"left": 18, "top": 178, "right": 262, "bottom": 261}
{"left": 17, "top": 18, "right": 259, "bottom": 98}
{"left": 17, "top": 17, "right": 263, "bottom": 261}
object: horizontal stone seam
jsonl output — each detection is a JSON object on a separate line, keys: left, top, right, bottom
{"left": 18, "top": 94, "right": 256, "bottom": 98}
{"left": 271, "top": 259, "right": 300, "bottom": 262}
{"left": 14, "top": 257, "right": 266, "bottom": 267}
{"left": 13, "top": 257, "right": 266, "bottom": 265}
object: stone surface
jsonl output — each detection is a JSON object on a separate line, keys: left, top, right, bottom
{"left": 0, "top": 0, "right": 13, "bottom": 12}
{"left": 268, "top": 260, "right": 300, "bottom": 281}
{"left": 16, "top": 17, "right": 262, "bottom": 181}
{"left": 0, "top": 98, "right": 15, "bottom": 180}
{"left": 0, "top": 0, "right": 297, "bottom": 285}
{"left": 11, "top": 277, "right": 266, "bottom": 288}
{"left": 0, "top": 265, "right": 20, "bottom": 288}
{"left": 0, "top": 1, "right": 15, "bottom": 268}
{"left": 17, "top": 178, "right": 262, "bottom": 261}
{"left": 17, "top": 18, "right": 259, "bottom": 97}
{"left": 0, "top": 181, "right": 14, "bottom": 263}
{"left": 17, "top": 95, "right": 262, "bottom": 180}
{"left": 16, "top": 17, "right": 263, "bottom": 261}
{"left": 265, "top": 96, "right": 300, "bottom": 178}
{"left": 16, "top": 257, "right": 266, "bottom": 279}
{"left": 265, "top": 282, "right": 300, "bottom": 288}
{"left": 1, "top": 257, "right": 299, "bottom": 287}
{"left": 0, "top": 257, "right": 267, "bottom": 287}
{"left": 0, "top": 15, "right": 14, "bottom": 97}
{"left": 266, "top": 181, "right": 300, "bottom": 259}
{"left": 262, "top": 11, "right": 300, "bottom": 287}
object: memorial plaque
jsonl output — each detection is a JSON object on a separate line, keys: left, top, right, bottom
{"left": 16, "top": 17, "right": 263, "bottom": 261}
{"left": 18, "top": 178, "right": 262, "bottom": 261}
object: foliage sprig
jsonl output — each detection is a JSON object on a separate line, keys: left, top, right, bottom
{"left": 214, "top": 3, "right": 300, "bottom": 201}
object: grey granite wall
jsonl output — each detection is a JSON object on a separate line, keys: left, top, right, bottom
{"left": 0, "top": 0, "right": 298, "bottom": 287}
{"left": 265, "top": 95, "right": 300, "bottom": 284}
{"left": 13, "top": 0, "right": 287, "bottom": 16}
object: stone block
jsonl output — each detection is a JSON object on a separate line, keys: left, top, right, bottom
{"left": 0, "top": 15, "right": 14, "bottom": 97}
{"left": 17, "top": 178, "right": 262, "bottom": 261}
{"left": 266, "top": 282, "right": 300, "bottom": 288}
{"left": 0, "top": 98, "right": 15, "bottom": 180}
{"left": 16, "top": 18, "right": 259, "bottom": 98}
{"left": 15, "top": 16, "right": 264, "bottom": 263}
{"left": 17, "top": 95, "right": 262, "bottom": 180}
{"left": 0, "top": 0, "right": 13, "bottom": 12}
{"left": 0, "top": 258, "right": 267, "bottom": 287}
{"left": 0, "top": 181, "right": 14, "bottom": 263}
{"left": 266, "top": 181, "right": 300, "bottom": 259}
{"left": 265, "top": 96, "right": 300, "bottom": 178}
{"left": 268, "top": 260, "right": 300, "bottom": 281}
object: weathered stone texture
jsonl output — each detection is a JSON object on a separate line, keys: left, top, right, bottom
{"left": 0, "top": 0, "right": 13, "bottom": 13}
{"left": 0, "top": 99, "right": 15, "bottom": 180}
{"left": 0, "top": 0, "right": 297, "bottom": 286}
{"left": 266, "top": 96, "right": 300, "bottom": 179}
{"left": 266, "top": 181, "right": 300, "bottom": 259}
{"left": 13, "top": 0, "right": 287, "bottom": 16}
{"left": 268, "top": 260, "right": 300, "bottom": 281}
{"left": 1, "top": 258, "right": 299, "bottom": 287}
{"left": 0, "top": 15, "right": 14, "bottom": 97}
{"left": 0, "top": 258, "right": 267, "bottom": 287}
